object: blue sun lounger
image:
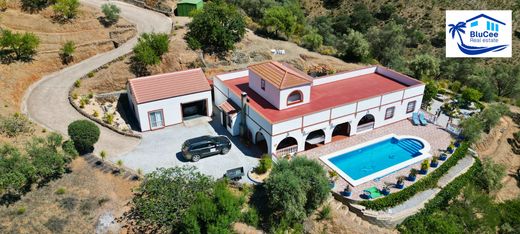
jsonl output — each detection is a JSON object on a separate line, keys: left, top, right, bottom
{"left": 419, "top": 113, "right": 428, "bottom": 126}
{"left": 412, "top": 113, "right": 420, "bottom": 126}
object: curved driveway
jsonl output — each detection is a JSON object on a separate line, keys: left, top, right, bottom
{"left": 22, "top": 0, "right": 172, "bottom": 157}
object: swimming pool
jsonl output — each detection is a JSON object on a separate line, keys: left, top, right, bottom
{"left": 320, "top": 134, "right": 431, "bottom": 186}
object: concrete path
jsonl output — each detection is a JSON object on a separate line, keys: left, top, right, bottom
{"left": 22, "top": 0, "right": 172, "bottom": 157}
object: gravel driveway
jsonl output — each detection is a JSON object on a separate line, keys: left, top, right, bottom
{"left": 111, "top": 119, "right": 261, "bottom": 183}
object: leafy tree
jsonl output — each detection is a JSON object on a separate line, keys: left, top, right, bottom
{"left": 67, "top": 120, "right": 100, "bottom": 154}
{"left": 476, "top": 158, "right": 506, "bottom": 192}
{"left": 131, "top": 33, "right": 169, "bottom": 75}
{"left": 460, "top": 116, "right": 483, "bottom": 143}
{"left": 226, "top": 0, "right": 276, "bottom": 21}
{"left": 367, "top": 21, "right": 406, "bottom": 71}
{"left": 185, "top": 1, "right": 245, "bottom": 54}
{"left": 53, "top": 0, "right": 80, "bottom": 21}
{"left": 409, "top": 54, "right": 440, "bottom": 80}
{"left": 20, "top": 0, "right": 50, "bottom": 12}
{"left": 337, "top": 30, "right": 371, "bottom": 62}
{"left": 261, "top": 5, "right": 298, "bottom": 39}
{"left": 60, "top": 41, "right": 75, "bottom": 64}
{"left": 179, "top": 180, "right": 242, "bottom": 233}
{"left": 264, "top": 157, "right": 329, "bottom": 229}
{"left": 101, "top": 3, "right": 120, "bottom": 26}
{"left": 460, "top": 87, "right": 482, "bottom": 103}
{"left": 349, "top": 3, "right": 375, "bottom": 33}
{"left": 0, "top": 144, "right": 36, "bottom": 195}
{"left": 375, "top": 3, "right": 396, "bottom": 21}
{"left": 490, "top": 63, "right": 520, "bottom": 98}
{"left": 301, "top": 32, "right": 323, "bottom": 51}
{"left": 0, "top": 29, "right": 40, "bottom": 62}
{"left": 129, "top": 167, "right": 213, "bottom": 233}
{"left": 478, "top": 103, "right": 509, "bottom": 133}
{"left": 26, "top": 133, "right": 67, "bottom": 182}
{"left": 311, "top": 16, "right": 337, "bottom": 46}
{"left": 422, "top": 81, "right": 438, "bottom": 108}
{"left": 61, "top": 140, "right": 78, "bottom": 159}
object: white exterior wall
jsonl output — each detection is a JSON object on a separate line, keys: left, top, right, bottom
{"left": 248, "top": 71, "right": 281, "bottom": 108}
{"left": 135, "top": 91, "right": 212, "bottom": 131}
{"left": 279, "top": 85, "right": 311, "bottom": 109}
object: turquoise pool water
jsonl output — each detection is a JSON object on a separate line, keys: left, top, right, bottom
{"left": 329, "top": 137, "right": 424, "bottom": 180}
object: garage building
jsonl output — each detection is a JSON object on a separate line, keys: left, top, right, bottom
{"left": 127, "top": 68, "right": 212, "bottom": 131}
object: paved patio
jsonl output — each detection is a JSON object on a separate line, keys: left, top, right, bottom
{"left": 110, "top": 118, "right": 262, "bottom": 183}
{"left": 302, "top": 119, "right": 454, "bottom": 201}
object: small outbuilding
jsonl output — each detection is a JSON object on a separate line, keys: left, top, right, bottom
{"left": 127, "top": 68, "right": 212, "bottom": 131}
{"left": 176, "top": 0, "right": 203, "bottom": 17}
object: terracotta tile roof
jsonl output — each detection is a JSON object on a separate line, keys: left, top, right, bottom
{"left": 128, "top": 68, "right": 211, "bottom": 104}
{"left": 218, "top": 100, "right": 240, "bottom": 114}
{"left": 248, "top": 61, "right": 312, "bottom": 89}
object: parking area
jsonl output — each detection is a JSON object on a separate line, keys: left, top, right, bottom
{"left": 111, "top": 118, "right": 261, "bottom": 183}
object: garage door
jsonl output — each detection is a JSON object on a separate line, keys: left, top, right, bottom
{"left": 181, "top": 100, "right": 207, "bottom": 120}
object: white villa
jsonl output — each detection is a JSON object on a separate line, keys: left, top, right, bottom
{"left": 213, "top": 61, "right": 425, "bottom": 156}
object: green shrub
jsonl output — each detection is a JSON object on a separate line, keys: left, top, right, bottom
{"left": 55, "top": 187, "right": 66, "bottom": 195}
{"left": 254, "top": 155, "right": 272, "bottom": 174}
{"left": 87, "top": 71, "right": 95, "bottom": 78}
{"left": 103, "top": 112, "right": 114, "bottom": 124}
{"left": 241, "top": 207, "right": 259, "bottom": 227}
{"left": 71, "top": 92, "right": 78, "bottom": 100}
{"left": 101, "top": 3, "right": 120, "bottom": 25}
{"left": 87, "top": 92, "right": 94, "bottom": 99}
{"left": 74, "top": 80, "right": 81, "bottom": 88}
{"left": 67, "top": 120, "right": 100, "bottom": 154}
{"left": 53, "top": 0, "right": 80, "bottom": 21}
{"left": 301, "top": 32, "right": 323, "bottom": 51}
{"left": 17, "top": 206, "right": 26, "bottom": 215}
{"left": 476, "top": 158, "right": 506, "bottom": 192}
{"left": 264, "top": 157, "right": 330, "bottom": 228}
{"left": 318, "top": 205, "right": 332, "bottom": 220}
{"left": 92, "top": 110, "right": 99, "bottom": 117}
{"left": 0, "top": 113, "right": 34, "bottom": 138}
{"left": 62, "top": 139, "right": 78, "bottom": 159}
{"left": 60, "top": 41, "right": 75, "bottom": 64}
{"left": 0, "top": 29, "right": 40, "bottom": 62}
{"left": 359, "top": 142, "right": 470, "bottom": 210}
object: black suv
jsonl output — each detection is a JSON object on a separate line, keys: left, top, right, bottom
{"left": 182, "top": 135, "right": 232, "bottom": 162}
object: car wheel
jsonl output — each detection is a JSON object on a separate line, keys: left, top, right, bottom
{"left": 221, "top": 147, "right": 230, "bottom": 154}
{"left": 192, "top": 155, "right": 201, "bottom": 162}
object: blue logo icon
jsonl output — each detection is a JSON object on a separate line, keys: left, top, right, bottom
{"left": 448, "top": 14, "right": 509, "bottom": 55}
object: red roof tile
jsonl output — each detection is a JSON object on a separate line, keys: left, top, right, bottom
{"left": 219, "top": 100, "right": 240, "bottom": 114}
{"left": 129, "top": 68, "right": 211, "bottom": 104}
{"left": 248, "top": 61, "right": 312, "bottom": 89}
{"left": 223, "top": 73, "right": 413, "bottom": 123}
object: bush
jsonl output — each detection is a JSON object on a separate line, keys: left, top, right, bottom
{"left": 127, "top": 166, "right": 214, "bottom": 232}
{"left": 261, "top": 5, "right": 298, "bottom": 39}
{"left": 132, "top": 33, "right": 169, "bottom": 71}
{"left": 55, "top": 187, "right": 66, "bottom": 195}
{"left": 17, "top": 206, "right": 26, "bottom": 215}
{"left": 101, "top": 3, "right": 120, "bottom": 25}
{"left": 254, "top": 155, "right": 272, "bottom": 174}
{"left": 74, "top": 80, "right": 81, "bottom": 88}
{"left": 185, "top": 1, "right": 245, "bottom": 54}
{"left": 460, "top": 117, "right": 483, "bottom": 143}
{"left": 103, "top": 112, "right": 114, "bottom": 124}
{"left": 360, "top": 142, "right": 470, "bottom": 210}
{"left": 318, "top": 205, "right": 332, "bottom": 220}
{"left": 87, "top": 71, "right": 95, "bottom": 78}
{"left": 62, "top": 140, "right": 78, "bottom": 159}
{"left": 241, "top": 208, "right": 259, "bottom": 227}
{"left": 476, "top": 158, "right": 506, "bottom": 192}
{"left": 264, "top": 157, "right": 330, "bottom": 228}
{"left": 53, "top": 0, "right": 80, "bottom": 21}
{"left": 20, "top": 0, "right": 49, "bottom": 12}
{"left": 337, "top": 30, "right": 371, "bottom": 62}
{"left": 67, "top": 120, "right": 100, "bottom": 154}
{"left": 0, "top": 113, "right": 34, "bottom": 138}
{"left": 60, "top": 41, "right": 75, "bottom": 64}
{"left": 301, "top": 32, "right": 323, "bottom": 51}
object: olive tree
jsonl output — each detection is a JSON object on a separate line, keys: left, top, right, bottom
{"left": 185, "top": 1, "right": 245, "bottom": 54}
{"left": 101, "top": 3, "right": 120, "bottom": 26}
{"left": 53, "top": 0, "right": 80, "bottom": 21}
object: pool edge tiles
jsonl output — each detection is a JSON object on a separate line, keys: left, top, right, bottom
{"left": 320, "top": 134, "right": 432, "bottom": 187}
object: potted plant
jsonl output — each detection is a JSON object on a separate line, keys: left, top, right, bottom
{"left": 382, "top": 186, "right": 390, "bottom": 195}
{"left": 328, "top": 170, "right": 338, "bottom": 189}
{"left": 430, "top": 156, "right": 439, "bottom": 168}
{"left": 447, "top": 142, "right": 455, "bottom": 153}
{"left": 454, "top": 140, "right": 461, "bottom": 147}
{"left": 342, "top": 185, "right": 352, "bottom": 197}
{"left": 439, "top": 153, "right": 448, "bottom": 161}
{"left": 420, "top": 160, "right": 429, "bottom": 174}
{"left": 396, "top": 176, "right": 405, "bottom": 189}
{"left": 408, "top": 169, "right": 418, "bottom": 182}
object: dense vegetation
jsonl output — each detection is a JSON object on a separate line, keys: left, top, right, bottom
{"left": 185, "top": 1, "right": 246, "bottom": 54}
{"left": 398, "top": 158, "right": 518, "bottom": 233}
{"left": 226, "top": 0, "right": 520, "bottom": 105}
{"left": 263, "top": 157, "right": 329, "bottom": 231}
{"left": 101, "top": 3, "right": 121, "bottom": 26}
{"left": 0, "top": 133, "right": 77, "bottom": 204}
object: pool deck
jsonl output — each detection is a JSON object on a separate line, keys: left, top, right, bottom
{"left": 302, "top": 119, "right": 453, "bottom": 201}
